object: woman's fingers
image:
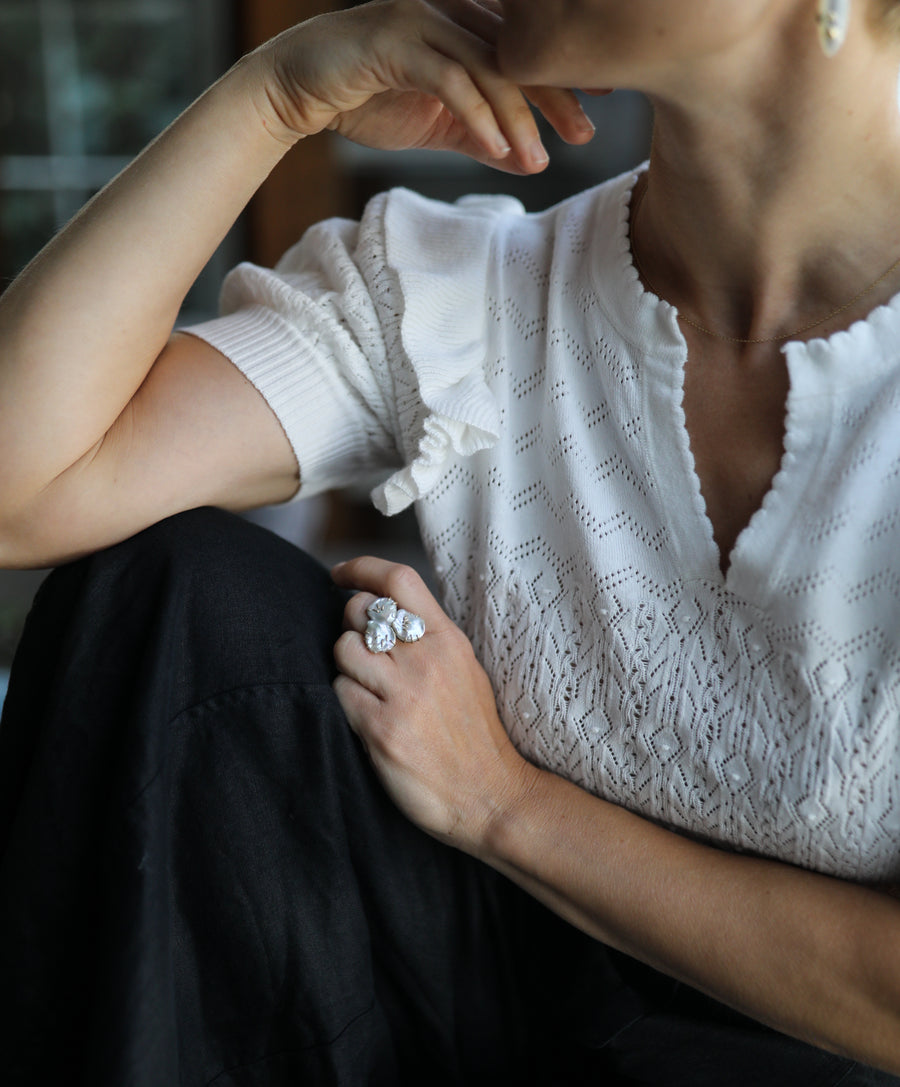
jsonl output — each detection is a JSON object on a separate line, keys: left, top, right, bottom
{"left": 271, "top": 0, "right": 560, "bottom": 171}
{"left": 396, "top": 1, "right": 594, "bottom": 161}
{"left": 341, "top": 590, "right": 378, "bottom": 634}
{"left": 330, "top": 552, "right": 529, "bottom": 849}
{"left": 373, "top": 18, "right": 548, "bottom": 169}
{"left": 332, "top": 556, "right": 449, "bottom": 630}
{"left": 334, "top": 626, "right": 393, "bottom": 700}
{"left": 268, "top": 0, "right": 600, "bottom": 172}
{"left": 525, "top": 85, "right": 596, "bottom": 146}
{"left": 333, "top": 560, "right": 443, "bottom": 698}
{"left": 332, "top": 672, "right": 380, "bottom": 755}
{"left": 398, "top": 40, "right": 522, "bottom": 160}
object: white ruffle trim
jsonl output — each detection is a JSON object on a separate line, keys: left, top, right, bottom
{"left": 369, "top": 191, "right": 521, "bottom": 514}
{"left": 373, "top": 407, "right": 496, "bottom": 514}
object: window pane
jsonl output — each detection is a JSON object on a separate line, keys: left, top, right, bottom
{"left": 0, "top": 191, "right": 56, "bottom": 283}
{"left": 0, "top": 11, "right": 49, "bottom": 155}
{"left": 75, "top": 11, "right": 194, "bottom": 156}
{"left": 0, "top": 0, "right": 236, "bottom": 309}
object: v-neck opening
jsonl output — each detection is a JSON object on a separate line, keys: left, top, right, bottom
{"left": 679, "top": 344, "right": 802, "bottom": 588}
{"left": 686, "top": 372, "right": 797, "bottom": 590}
{"left": 612, "top": 171, "right": 798, "bottom": 591}
{"left": 587, "top": 165, "right": 900, "bottom": 596}
{"left": 640, "top": 329, "right": 833, "bottom": 597}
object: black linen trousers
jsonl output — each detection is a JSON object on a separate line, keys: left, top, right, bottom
{"left": 0, "top": 507, "right": 894, "bottom": 1087}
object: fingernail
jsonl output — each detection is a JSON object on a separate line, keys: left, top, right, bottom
{"left": 530, "top": 140, "right": 549, "bottom": 166}
{"left": 494, "top": 133, "right": 512, "bottom": 156}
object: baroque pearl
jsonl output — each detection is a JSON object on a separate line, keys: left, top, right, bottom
{"left": 393, "top": 609, "right": 425, "bottom": 643}
{"left": 365, "top": 619, "right": 396, "bottom": 654}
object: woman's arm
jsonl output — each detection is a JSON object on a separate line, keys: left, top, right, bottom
{"left": 331, "top": 557, "right": 900, "bottom": 1076}
{"left": 486, "top": 762, "right": 900, "bottom": 1074}
{"left": 0, "top": 0, "right": 594, "bottom": 568}
{"left": 0, "top": 56, "right": 296, "bottom": 567}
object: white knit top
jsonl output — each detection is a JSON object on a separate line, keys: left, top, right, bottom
{"left": 188, "top": 168, "right": 900, "bottom": 884}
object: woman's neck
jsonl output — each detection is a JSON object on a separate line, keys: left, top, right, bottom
{"left": 633, "top": 11, "right": 900, "bottom": 344}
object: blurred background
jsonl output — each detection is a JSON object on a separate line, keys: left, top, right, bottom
{"left": 0, "top": 0, "right": 652, "bottom": 702}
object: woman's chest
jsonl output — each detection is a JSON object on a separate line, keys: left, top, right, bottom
{"left": 414, "top": 345, "right": 900, "bottom": 881}
{"left": 463, "top": 560, "right": 900, "bottom": 883}
{"left": 680, "top": 337, "right": 791, "bottom": 577}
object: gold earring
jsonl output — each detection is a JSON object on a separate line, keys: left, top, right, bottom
{"left": 816, "top": 0, "right": 851, "bottom": 56}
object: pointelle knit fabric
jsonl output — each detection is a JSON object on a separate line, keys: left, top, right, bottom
{"left": 186, "top": 167, "right": 900, "bottom": 885}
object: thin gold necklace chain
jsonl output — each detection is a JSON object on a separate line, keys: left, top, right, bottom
{"left": 628, "top": 179, "right": 900, "bottom": 345}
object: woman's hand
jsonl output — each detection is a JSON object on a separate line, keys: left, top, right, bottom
{"left": 331, "top": 555, "right": 538, "bottom": 853}
{"left": 335, "top": 559, "right": 900, "bottom": 1074}
{"left": 254, "top": 0, "right": 596, "bottom": 173}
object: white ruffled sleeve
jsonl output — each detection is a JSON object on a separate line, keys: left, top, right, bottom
{"left": 185, "top": 187, "right": 522, "bottom": 514}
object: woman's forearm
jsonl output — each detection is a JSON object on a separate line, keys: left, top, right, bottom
{"left": 483, "top": 764, "right": 900, "bottom": 1074}
{"left": 0, "top": 50, "right": 293, "bottom": 518}
{"left": 0, "top": 2, "right": 588, "bottom": 550}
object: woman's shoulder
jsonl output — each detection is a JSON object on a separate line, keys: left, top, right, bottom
{"left": 368, "top": 168, "right": 638, "bottom": 249}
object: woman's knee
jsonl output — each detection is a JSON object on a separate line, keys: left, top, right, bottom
{"left": 27, "top": 506, "right": 345, "bottom": 710}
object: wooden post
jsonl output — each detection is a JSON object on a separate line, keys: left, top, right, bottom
{"left": 238, "top": 0, "right": 347, "bottom": 267}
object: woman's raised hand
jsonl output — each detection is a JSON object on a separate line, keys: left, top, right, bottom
{"left": 254, "top": 0, "right": 595, "bottom": 173}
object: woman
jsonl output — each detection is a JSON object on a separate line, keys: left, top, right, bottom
{"left": 1, "top": 0, "right": 899, "bottom": 1082}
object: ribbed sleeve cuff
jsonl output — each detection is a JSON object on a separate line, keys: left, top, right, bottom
{"left": 184, "top": 305, "right": 371, "bottom": 501}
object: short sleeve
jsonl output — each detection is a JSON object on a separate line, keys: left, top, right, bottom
{"left": 184, "top": 187, "right": 524, "bottom": 514}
